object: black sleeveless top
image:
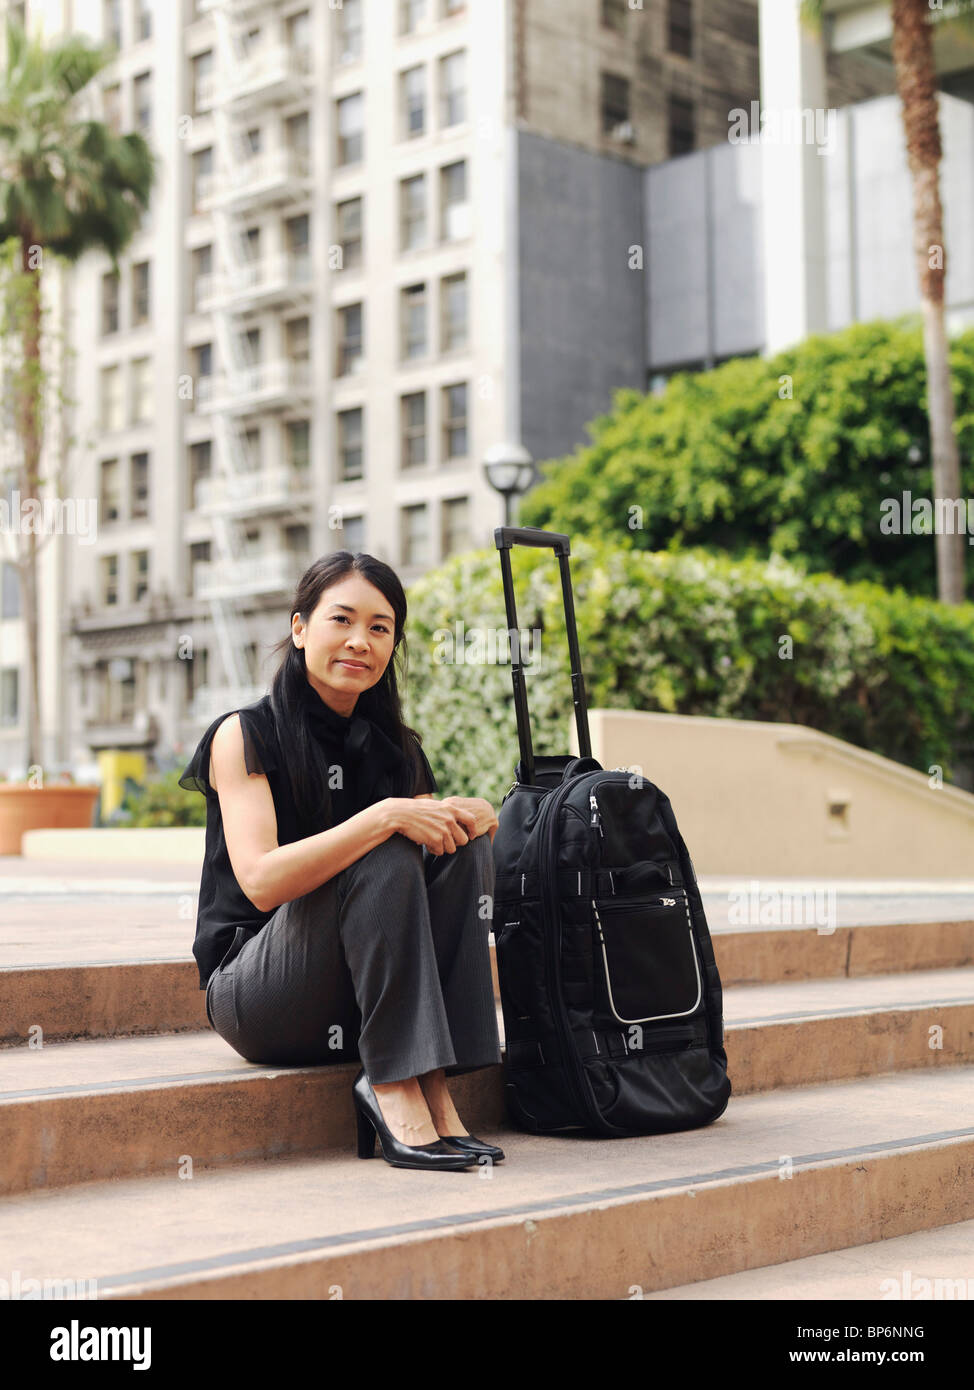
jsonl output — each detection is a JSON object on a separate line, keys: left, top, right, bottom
{"left": 178, "top": 689, "right": 437, "bottom": 991}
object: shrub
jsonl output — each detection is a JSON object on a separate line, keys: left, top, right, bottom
{"left": 402, "top": 539, "right": 974, "bottom": 808}
{"left": 112, "top": 768, "right": 206, "bottom": 828}
{"left": 515, "top": 318, "right": 974, "bottom": 599}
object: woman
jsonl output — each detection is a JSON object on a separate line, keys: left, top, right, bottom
{"left": 178, "top": 551, "right": 504, "bottom": 1172}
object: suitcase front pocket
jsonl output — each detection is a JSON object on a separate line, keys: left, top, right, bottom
{"left": 592, "top": 892, "right": 702, "bottom": 1024}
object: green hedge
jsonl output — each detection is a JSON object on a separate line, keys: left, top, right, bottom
{"left": 112, "top": 767, "right": 206, "bottom": 828}
{"left": 401, "top": 540, "right": 974, "bottom": 806}
{"left": 515, "top": 317, "right": 974, "bottom": 600}
{"left": 134, "top": 539, "right": 974, "bottom": 824}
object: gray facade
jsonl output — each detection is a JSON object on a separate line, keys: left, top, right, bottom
{"left": 516, "top": 130, "right": 645, "bottom": 469}
{"left": 517, "top": 90, "right": 974, "bottom": 470}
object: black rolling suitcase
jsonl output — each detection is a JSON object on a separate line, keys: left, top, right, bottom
{"left": 491, "top": 526, "right": 731, "bottom": 1136}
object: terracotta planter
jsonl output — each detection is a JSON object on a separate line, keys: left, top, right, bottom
{"left": 0, "top": 784, "right": 101, "bottom": 855}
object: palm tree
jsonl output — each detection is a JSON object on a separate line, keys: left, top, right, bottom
{"left": 0, "top": 17, "right": 156, "bottom": 775}
{"left": 800, "top": 0, "right": 974, "bottom": 604}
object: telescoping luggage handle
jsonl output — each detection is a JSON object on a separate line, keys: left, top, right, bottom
{"left": 494, "top": 526, "right": 592, "bottom": 786}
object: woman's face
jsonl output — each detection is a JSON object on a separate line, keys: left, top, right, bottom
{"left": 292, "top": 574, "right": 398, "bottom": 715}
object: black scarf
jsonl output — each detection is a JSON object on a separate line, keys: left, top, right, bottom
{"left": 299, "top": 679, "right": 408, "bottom": 823}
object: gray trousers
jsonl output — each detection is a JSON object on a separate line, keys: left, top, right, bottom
{"left": 205, "top": 831, "right": 502, "bottom": 1085}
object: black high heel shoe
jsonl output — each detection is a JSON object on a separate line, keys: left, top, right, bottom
{"left": 352, "top": 1069, "right": 477, "bottom": 1171}
{"left": 438, "top": 1134, "right": 505, "bottom": 1162}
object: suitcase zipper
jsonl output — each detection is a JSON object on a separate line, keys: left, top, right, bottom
{"left": 536, "top": 776, "right": 613, "bottom": 1132}
{"left": 592, "top": 889, "right": 703, "bottom": 1025}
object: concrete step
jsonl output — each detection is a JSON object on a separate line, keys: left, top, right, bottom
{"left": 4, "top": 968, "right": 974, "bottom": 1195}
{"left": 3, "top": 898, "right": 972, "bottom": 1043}
{"left": 3, "top": 1066, "right": 974, "bottom": 1299}
{"left": 642, "top": 1217, "right": 974, "bottom": 1300}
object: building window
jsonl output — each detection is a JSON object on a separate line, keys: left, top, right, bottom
{"left": 239, "top": 225, "right": 260, "bottom": 267}
{"left": 440, "top": 160, "right": 468, "bottom": 240}
{"left": 131, "top": 549, "right": 149, "bottom": 602}
{"left": 341, "top": 515, "right": 365, "bottom": 553}
{"left": 192, "top": 50, "right": 213, "bottom": 115}
{"left": 1, "top": 562, "right": 20, "bottom": 620}
{"left": 668, "top": 94, "right": 695, "bottom": 156}
{"left": 193, "top": 342, "right": 213, "bottom": 404}
{"left": 285, "top": 212, "right": 311, "bottom": 278}
{"left": 601, "top": 72, "right": 630, "bottom": 136}
{"left": 336, "top": 92, "right": 363, "bottom": 165}
{"left": 400, "top": 0, "right": 425, "bottom": 34}
{"left": 100, "top": 458, "right": 121, "bottom": 522}
{"left": 101, "top": 366, "right": 124, "bottom": 432}
{"left": 0, "top": 668, "right": 18, "bottom": 727}
{"left": 100, "top": 555, "right": 119, "bottom": 606}
{"left": 336, "top": 303, "right": 363, "bottom": 376}
{"left": 441, "top": 380, "right": 469, "bottom": 461}
{"left": 442, "top": 496, "right": 471, "bottom": 556}
{"left": 668, "top": 0, "right": 692, "bottom": 58}
{"left": 401, "top": 283, "right": 427, "bottom": 360}
{"left": 286, "top": 419, "right": 311, "bottom": 471}
{"left": 287, "top": 9, "right": 311, "bottom": 52}
{"left": 130, "top": 453, "right": 149, "bottom": 521}
{"left": 189, "top": 440, "right": 212, "bottom": 509}
{"left": 103, "top": 82, "right": 122, "bottom": 135}
{"left": 600, "top": 0, "right": 627, "bottom": 32}
{"left": 400, "top": 174, "right": 426, "bottom": 251}
{"left": 286, "top": 109, "right": 311, "bottom": 158}
{"left": 135, "top": 0, "right": 152, "bottom": 42}
{"left": 238, "top": 325, "right": 260, "bottom": 369}
{"left": 401, "top": 392, "right": 426, "bottom": 469}
{"left": 337, "top": 408, "right": 363, "bottom": 481}
{"left": 441, "top": 272, "right": 468, "bottom": 352}
{"left": 241, "top": 426, "right": 260, "bottom": 471}
{"left": 400, "top": 503, "right": 430, "bottom": 566}
{"left": 104, "top": 0, "right": 122, "bottom": 47}
{"left": 133, "top": 71, "right": 152, "bottom": 132}
{"left": 184, "top": 639, "right": 209, "bottom": 704}
{"left": 95, "top": 656, "right": 136, "bottom": 721}
{"left": 189, "top": 540, "right": 211, "bottom": 598}
{"left": 102, "top": 271, "right": 120, "bottom": 335}
{"left": 191, "top": 243, "right": 212, "bottom": 312}
{"left": 131, "top": 357, "right": 153, "bottom": 424}
{"left": 132, "top": 261, "right": 150, "bottom": 325}
{"left": 335, "top": 0, "right": 363, "bottom": 64}
{"left": 439, "top": 50, "right": 465, "bottom": 127}
{"left": 192, "top": 147, "right": 213, "bottom": 213}
{"left": 401, "top": 65, "right": 425, "bottom": 139}
{"left": 284, "top": 523, "right": 310, "bottom": 572}
{"left": 285, "top": 316, "right": 310, "bottom": 362}
{"left": 442, "top": 382, "right": 467, "bottom": 460}
{"left": 335, "top": 197, "right": 362, "bottom": 269}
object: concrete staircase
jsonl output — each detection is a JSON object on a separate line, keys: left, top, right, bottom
{"left": 2, "top": 866, "right": 974, "bottom": 1300}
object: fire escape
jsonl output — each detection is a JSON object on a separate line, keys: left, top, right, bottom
{"left": 191, "top": 0, "right": 314, "bottom": 723}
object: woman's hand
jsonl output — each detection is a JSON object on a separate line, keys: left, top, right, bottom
{"left": 442, "top": 796, "right": 499, "bottom": 845}
{"left": 385, "top": 797, "right": 471, "bottom": 854}
{"left": 384, "top": 796, "right": 498, "bottom": 854}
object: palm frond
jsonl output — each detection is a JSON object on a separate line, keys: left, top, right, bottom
{"left": 799, "top": 0, "right": 824, "bottom": 35}
{"left": 0, "top": 15, "right": 157, "bottom": 263}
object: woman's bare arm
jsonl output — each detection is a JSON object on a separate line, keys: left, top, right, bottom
{"left": 208, "top": 714, "right": 398, "bottom": 912}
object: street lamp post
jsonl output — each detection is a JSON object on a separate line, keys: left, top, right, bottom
{"left": 482, "top": 443, "right": 535, "bottom": 527}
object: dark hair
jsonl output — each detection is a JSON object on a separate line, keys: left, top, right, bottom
{"left": 267, "top": 551, "right": 425, "bottom": 834}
